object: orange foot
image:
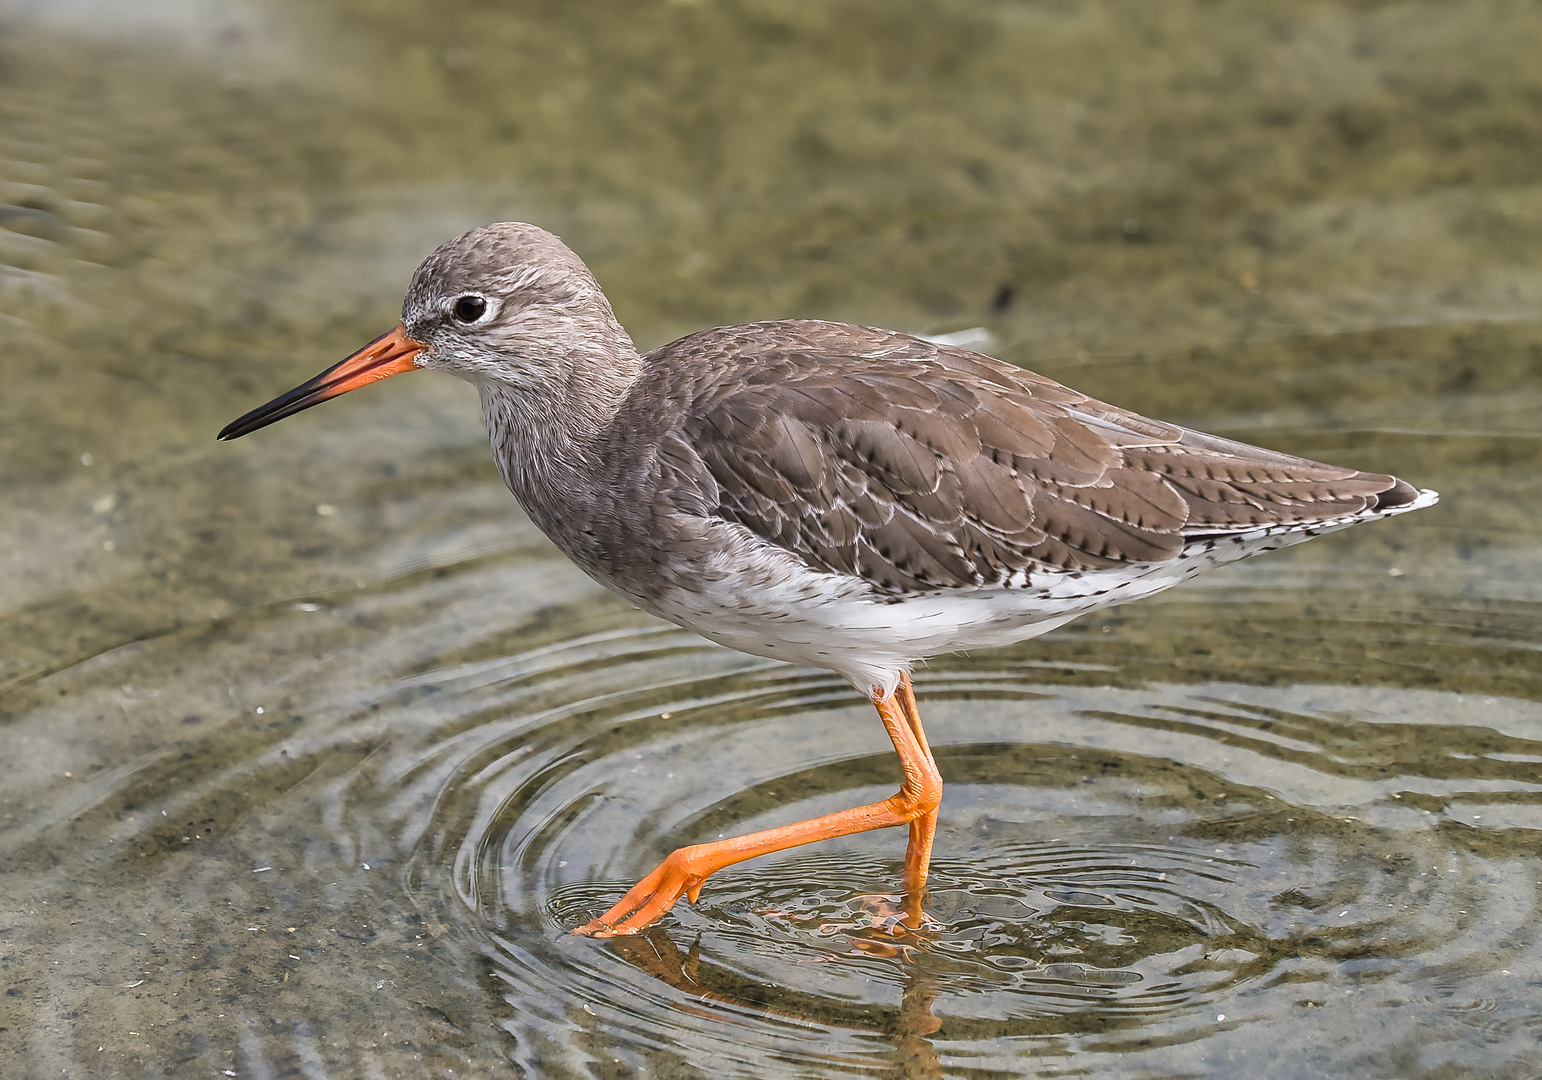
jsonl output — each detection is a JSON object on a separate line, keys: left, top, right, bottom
{"left": 575, "top": 847, "right": 711, "bottom": 937}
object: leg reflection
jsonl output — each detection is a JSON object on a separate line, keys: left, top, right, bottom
{"left": 889, "top": 962, "right": 944, "bottom": 1080}
{"left": 598, "top": 921, "right": 946, "bottom": 1079}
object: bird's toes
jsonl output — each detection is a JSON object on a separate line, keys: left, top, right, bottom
{"left": 574, "top": 855, "right": 704, "bottom": 936}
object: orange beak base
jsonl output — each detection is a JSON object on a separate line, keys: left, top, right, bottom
{"left": 217, "top": 323, "right": 426, "bottom": 441}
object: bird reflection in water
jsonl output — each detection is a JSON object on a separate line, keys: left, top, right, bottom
{"left": 603, "top": 904, "right": 947, "bottom": 1079}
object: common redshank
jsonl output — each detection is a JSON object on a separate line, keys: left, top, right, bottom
{"left": 219, "top": 223, "right": 1437, "bottom": 936}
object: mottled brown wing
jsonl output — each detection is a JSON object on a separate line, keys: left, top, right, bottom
{"left": 671, "top": 322, "right": 1409, "bottom": 594}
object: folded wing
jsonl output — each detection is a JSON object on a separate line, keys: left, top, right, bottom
{"left": 668, "top": 322, "right": 1414, "bottom": 595}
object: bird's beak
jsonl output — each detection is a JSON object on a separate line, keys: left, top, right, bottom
{"left": 217, "top": 323, "right": 427, "bottom": 441}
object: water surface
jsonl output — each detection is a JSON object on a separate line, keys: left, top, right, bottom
{"left": 2, "top": 2, "right": 1540, "bottom": 1076}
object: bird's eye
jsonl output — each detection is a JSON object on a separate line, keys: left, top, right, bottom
{"left": 451, "top": 295, "right": 487, "bottom": 323}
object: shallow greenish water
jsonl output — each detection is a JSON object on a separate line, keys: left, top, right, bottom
{"left": 2, "top": 2, "right": 1540, "bottom": 1077}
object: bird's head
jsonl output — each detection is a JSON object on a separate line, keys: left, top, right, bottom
{"left": 218, "top": 222, "right": 633, "bottom": 441}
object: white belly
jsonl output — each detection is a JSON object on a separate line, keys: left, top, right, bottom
{"left": 633, "top": 524, "right": 1226, "bottom": 697}
{"left": 629, "top": 489, "right": 1437, "bottom": 698}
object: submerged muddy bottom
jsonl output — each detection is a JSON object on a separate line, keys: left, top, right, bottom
{"left": 3, "top": 1, "right": 1541, "bottom": 1077}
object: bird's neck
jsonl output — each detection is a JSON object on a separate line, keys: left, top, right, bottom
{"left": 475, "top": 338, "right": 644, "bottom": 528}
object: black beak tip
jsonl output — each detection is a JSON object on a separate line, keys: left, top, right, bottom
{"left": 217, "top": 414, "right": 259, "bottom": 441}
{"left": 215, "top": 383, "right": 324, "bottom": 442}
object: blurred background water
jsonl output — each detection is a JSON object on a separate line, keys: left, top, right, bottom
{"left": 1, "top": 1, "right": 1539, "bottom": 1077}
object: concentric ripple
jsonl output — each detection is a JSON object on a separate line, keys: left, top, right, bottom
{"left": 324, "top": 605, "right": 1542, "bottom": 1077}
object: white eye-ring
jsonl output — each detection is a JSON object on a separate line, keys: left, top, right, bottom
{"left": 450, "top": 294, "right": 489, "bottom": 323}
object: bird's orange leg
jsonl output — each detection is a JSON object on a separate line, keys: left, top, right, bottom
{"left": 895, "top": 673, "right": 939, "bottom": 900}
{"left": 576, "top": 675, "right": 943, "bottom": 937}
